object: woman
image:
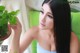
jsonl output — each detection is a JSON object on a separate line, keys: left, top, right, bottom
{"left": 9, "top": 0, "right": 79, "bottom": 53}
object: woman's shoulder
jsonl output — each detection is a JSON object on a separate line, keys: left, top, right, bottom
{"left": 29, "top": 26, "right": 39, "bottom": 33}
{"left": 70, "top": 32, "right": 79, "bottom": 53}
{"left": 71, "top": 32, "right": 79, "bottom": 44}
{"left": 71, "top": 32, "right": 78, "bottom": 41}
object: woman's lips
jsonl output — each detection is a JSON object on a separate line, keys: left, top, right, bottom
{"left": 41, "top": 23, "right": 45, "bottom": 26}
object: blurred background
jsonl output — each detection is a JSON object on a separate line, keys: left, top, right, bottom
{"left": 0, "top": 0, "right": 80, "bottom": 53}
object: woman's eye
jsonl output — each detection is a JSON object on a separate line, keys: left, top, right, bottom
{"left": 40, "top": 10, "right": 44, "bottom": 14}
{"left": 48, "top": 15, "right": 53, "bottom": 18}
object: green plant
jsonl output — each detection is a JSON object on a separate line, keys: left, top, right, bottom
{"left": 0, "top": 6, "right": 19, "bottom": 36}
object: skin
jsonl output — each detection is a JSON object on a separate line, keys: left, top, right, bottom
{"left": 9, "top": 4, "right": 79, "bottom": 53}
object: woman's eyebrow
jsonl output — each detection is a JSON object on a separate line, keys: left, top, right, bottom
{"left": 48, "top": 12, "right": 52, "bottom": 15}
{"left": 41, "top": 8, "right": 52, "bottom": 15}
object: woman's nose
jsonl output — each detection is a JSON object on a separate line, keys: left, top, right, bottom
{"left": 41, "top": 14, "right": 46, "bottom": 23}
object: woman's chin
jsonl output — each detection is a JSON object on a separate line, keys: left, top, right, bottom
{"left": 39, "top": 26, "right": 47, "bottom": 30}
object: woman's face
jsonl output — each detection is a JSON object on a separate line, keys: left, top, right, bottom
{"left": 39, "top": 4, "right": 53, "bottom": 30}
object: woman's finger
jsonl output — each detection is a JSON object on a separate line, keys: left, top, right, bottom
{"left": 7, "top": 24, "right": 12, "bottom": 35}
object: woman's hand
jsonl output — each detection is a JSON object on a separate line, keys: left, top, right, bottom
{"left": 10, "top": 17, "right": 22, "bottom": 36}
{"left": 0, "top": 17, "right": 22, "bottom": 41}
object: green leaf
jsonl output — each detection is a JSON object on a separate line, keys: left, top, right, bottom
{"left": 0, "top": 5, "right": 19, "bottom": 36}
{"left": 9, "top": 10, "right": 19, "bottom": 16}
{"left": 0, "top": 18, "right": 8, "bottom": 27}
{"left": 0, "top": 6, "right": 5, "bottom": 12}
{"left": 0, "top": 24, "right": 8, "bottom": 36}
{"left": 2, "top": 10, "right": 8, "bottom": 18}
{"left": 0, "top": 12, "right": 3, "bottom": 16}
{"left": 9, "top": 16, "right": 17, "bottom": 25}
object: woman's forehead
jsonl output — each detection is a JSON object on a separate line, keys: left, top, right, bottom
{"left": 42, "top": 4, "right": 52, "bottom": 14}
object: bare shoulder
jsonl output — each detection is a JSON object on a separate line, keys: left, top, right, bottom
{"left": 70, "top": 32, "right": 79, "bottom": 53}
{"left": 25, "top": 26, "right": 39, "bottom": 39}
{"left": 71, "top": 32, "right": 78, "bottom": 41}
{"left": 71, "top": 32, "right": 79, "bottom": 44}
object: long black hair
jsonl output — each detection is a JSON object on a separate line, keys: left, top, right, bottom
{"left": 42, "top": 0, "right": 71, "bottom": 53}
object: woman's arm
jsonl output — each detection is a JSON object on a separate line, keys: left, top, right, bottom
{"left": 20, "top": 27, "right": 38, "bottom": 53}
{"left": 9, "top": 31, "right": 21, "bottom": 53}
{"left": 9, "top": 18, "right": 38, "bottom": 53}
{"left": 70, "top": 32, "right": 79, "bottom": 53}
{"left": 9, "top": 28, "right": 36, "bottom": 53}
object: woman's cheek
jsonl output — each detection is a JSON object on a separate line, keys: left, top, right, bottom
{"left": 47, "top": 20, "right": 53, "bottom": 29}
